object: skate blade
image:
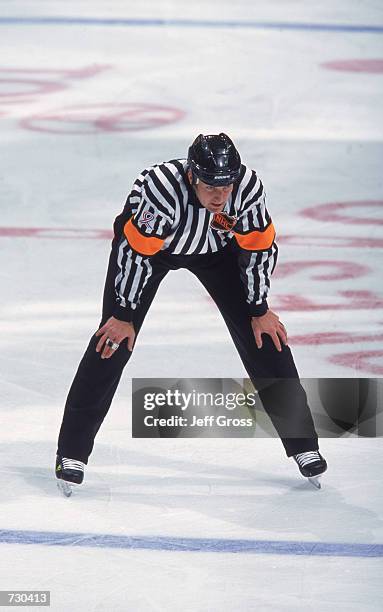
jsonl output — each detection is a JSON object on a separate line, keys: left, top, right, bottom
{"left": 308, "top": 476, "right": 322, "bottom": 489}
{"left": 56, "top": 479, "right": 76, "bottom": 497}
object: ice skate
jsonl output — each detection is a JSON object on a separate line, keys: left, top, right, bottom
{"left": 293, "top": 451, "right": 327, "bottom": 489}
{"left": 55, "top": 456, "right": 85, "bottom": 497}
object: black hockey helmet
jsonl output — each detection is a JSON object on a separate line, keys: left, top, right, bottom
{"left": 187, "top": 133, "right": 241, "bottom": 186}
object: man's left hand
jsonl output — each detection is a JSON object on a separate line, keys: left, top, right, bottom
{"left": 95, "top": 317, "right": 136, "bottom": 359}
{"left": 251, "top": 310, "right": 288, "bottom": 352}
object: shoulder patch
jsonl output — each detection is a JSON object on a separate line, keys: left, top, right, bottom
{"left": 140, "top": 211, "right": 155, "bottom": 229}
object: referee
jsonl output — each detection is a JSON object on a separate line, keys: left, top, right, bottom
{"left": 56, "top": 133, "right": 327, "bottom": 490}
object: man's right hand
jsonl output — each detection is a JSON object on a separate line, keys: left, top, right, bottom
{"left": 251, "top": 310, "right": 288, "bottom": 352}
{"left": 95, "top": 317, "right": 136, "bottom": 359}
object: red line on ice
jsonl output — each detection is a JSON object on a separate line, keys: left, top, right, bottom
{"left": 275, "top": 260, "right": 369, "bottom": 281}
{"left": 329, "top": 350, "right": 383, "bottom": 376}
{"left": 321, "top": 59, "right": 383, "bottom": 73}
{"left": 0, "top": 227, "right": 113, "bottom": 239}
{"left": 300, "top": 200, "right": 383, "bottom": 226}
{"left": 275, "top": 292, "right": 383, "bottom": 311}
{"left": 279, "top": 234, "right": 383, "bottom": 249}
{"left": 290, "top": 332, "right": 383, "bottom": 345}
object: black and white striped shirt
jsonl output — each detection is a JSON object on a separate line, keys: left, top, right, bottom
{"left": 112, "top": 159, "right": 278, "bottom": 321}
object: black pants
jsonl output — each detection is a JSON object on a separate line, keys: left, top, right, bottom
{"left": 57, "top": 243, "right": 319, "bottom": 462}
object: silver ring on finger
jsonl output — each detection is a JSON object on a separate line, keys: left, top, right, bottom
{"left": 106, "top": 338, "right": 120, "bottom": 351}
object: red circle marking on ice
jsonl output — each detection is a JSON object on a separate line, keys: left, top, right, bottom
{"left": 329, "top": 351, "right": 383, "bottom": 376}
{"left": 279, "top": 234, "right": 383, "bottom": 248}
{"left": 322, "top": 59, "right": 383, "bottom": 73}
{"left": 275, "top": 260, "right": 369, "bottom": 281}
{"left": 301, "top": 200, "right": 383, "bottom": 226}
{"left": 290, "top": 332, "right": 383, "bottom": 346}
{"left": 20, "top": 103, "right": 186, "bottom": 134}
{"left": 0, "top": 78, "right": 66, "bottom": 97}
{"left": 273, "top": 290, "right": 383, "bottom": 311}
{"left": 0, "top": 65, "right": 111, "bottom": 79}
{"left": 0, "top": 227, "right": 113, "bottom": 239}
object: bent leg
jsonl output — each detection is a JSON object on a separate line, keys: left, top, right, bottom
{"left": 191, "top": 246, "right": 318, "bottom": 456}
{"left": 57, "top": 248, "right": 169, "bottom": 463}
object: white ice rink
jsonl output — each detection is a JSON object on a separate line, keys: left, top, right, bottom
{"left": 1, "top": 1, "right": 383, "bottom": 610}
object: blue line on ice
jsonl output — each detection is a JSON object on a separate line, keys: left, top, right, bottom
{"left": 0, "top": 17, "right": 382, "bottom": 33}
{"left": 1, "top": 529, "right": 382, "bottom": 557}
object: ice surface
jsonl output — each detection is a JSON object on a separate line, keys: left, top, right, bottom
{"left": 0, "top": 1, "right": 382, "bottom": 610}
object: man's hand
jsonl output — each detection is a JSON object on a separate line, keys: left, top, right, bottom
{"left": 251, "top": 310, "right": 288, "bottom": 352}
{"left": 95, "top": 317, "right": 136, "bottom": 359}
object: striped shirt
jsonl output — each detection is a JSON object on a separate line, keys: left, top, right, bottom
{"left": 112, "top": 159, "right": 278, "bottom": 321}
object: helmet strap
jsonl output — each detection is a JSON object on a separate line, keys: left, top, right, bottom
{"left": 187, "top": 169, "right": 199, "bottom": 186}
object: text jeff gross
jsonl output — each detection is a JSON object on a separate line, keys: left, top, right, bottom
{"left": 144, "top": 414, "right": 254, "bottom": 427}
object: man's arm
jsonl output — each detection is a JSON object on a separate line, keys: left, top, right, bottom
{"left": 113, "top": 171, "right": 175, "bottom": 322}
{"left": 96, "top": 168, "right": 175, "bottom": 358}
{"left": 233, "top": 172, "right": 287, "bottom": 351}
{"left": 233, "top": 174, "right": 277, "bottom": 315}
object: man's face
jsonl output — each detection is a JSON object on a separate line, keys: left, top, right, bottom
{"left": 188, "top": 171, "right": 233, "bottom": 213}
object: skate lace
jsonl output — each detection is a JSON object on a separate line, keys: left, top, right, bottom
{"left": 62, "top": 457, "right": 85, "bottom": 472}
{"left": 294, "top": 451, "right": 321, "bottom": 468}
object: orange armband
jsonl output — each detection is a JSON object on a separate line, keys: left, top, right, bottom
{"left": 124, "top": 218, "right": 164, "bottom": 256}
{"left": 234, "top": 222, "right": 275, "bottom": 251}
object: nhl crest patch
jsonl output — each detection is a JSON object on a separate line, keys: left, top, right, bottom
{"left": 210, "top": 212, "right": 237, "bottom": 232}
